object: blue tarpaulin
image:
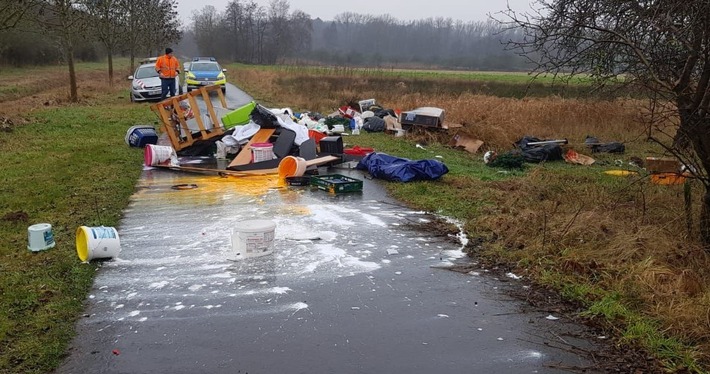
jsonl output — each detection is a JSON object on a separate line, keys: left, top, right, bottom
{"left": 356, "top": 152, "right": 449, "bottom": 182}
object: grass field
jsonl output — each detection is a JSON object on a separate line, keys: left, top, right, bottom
{"left": 0, "top": 67, "right": 155, "bottom": 372}
{"left": 1, "top": 61, "right": 708, "bottom": 373}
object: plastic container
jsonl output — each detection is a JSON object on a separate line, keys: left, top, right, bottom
{"left": 144, "top": 144, "right": 175, "bottom": 166}
{"left": 231, "top": 220, "right": 276, "bottom": 260}
{"left": 310, "top": 174, "right": 363, "bottom": 194}
{"left": 125, "top": 125, "right": 158, "bottom": 147}
{"left": 251, "top": 142, "right": 274, "bottom": 163}
{"left": 222, "top": 101, "right": 256, "bottom": 129}
{"left": 319, "top": 136, "right": 344, "bottom": 155}
{"left": 27, "top": 223, "right": 55, "bottom": 252}
{"left": 76, "top": 226, "right": 121, "bottom": 262}
{"left": 278, "top": 156, "right": 307, "bottom": 180}
{"left": 285, "top": 176, "right": 311, "bottom": 186}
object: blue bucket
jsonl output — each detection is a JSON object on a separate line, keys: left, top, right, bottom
{"left": 125, "top": 125, "right": 158, "bottom": 148}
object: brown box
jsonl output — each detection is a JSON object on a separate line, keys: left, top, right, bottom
{"left": 645, "top": 157, "right": 681, "bottom": 174}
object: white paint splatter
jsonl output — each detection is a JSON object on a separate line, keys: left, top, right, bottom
{"left": 129, "top": 311, "right": 140, "bottom": 317}
{"left": 188, "top": 284, "right": 203, "bottom": 292}
{"left": 115, "top": 304, "right": 124, "bottom": 309}
{"left": 437, "top": 314, "right": 449, "bottom": 318}
{"left": 270, "top": 287, "right": 291, "bottom": 294}
{"left": 149, "top": 281, "right": 169, "bottom": 289}
{"left": 545, "top": 315, "right": 559, "bottom": 321}
{"left": 139, "top": 317, "right": 148, "bottom": 322}
{"left": 291, "top": 302, "right": 308, "bottom": 310}
{"left": 175, "top": 305, "right": 185, "bottom": 311}
{"left": 506, "top": 272, "right": 522, "bottom": 280}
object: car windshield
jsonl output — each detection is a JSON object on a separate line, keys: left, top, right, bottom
{"left": 135, "top": 66, "right": 158, "bottom": 79}
{"left": 191, "top": 62, "right": 220, "bottom": 72}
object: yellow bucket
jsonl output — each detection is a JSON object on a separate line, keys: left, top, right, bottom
{"left": 76, "top": 226, "right": 121, "bottom": 262}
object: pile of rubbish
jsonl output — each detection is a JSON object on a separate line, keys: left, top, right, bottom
{"left": 133, "top": 87, "right": 450, "bottom": 184}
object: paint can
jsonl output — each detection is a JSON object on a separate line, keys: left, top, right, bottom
{"left": 251, "top": 143, "right": 274, "bottom": 163}
{"left": 27, "top": 223, "right": 55, "bottom": 252}
{"left": 76, "top": 226, "right": 121, "bottom": 262}
{"left": 278, "top": 156, "right": 307, "bottom": 180}
{"left": 231, "top": 220, "right": 276, "bottom": 260}
{"left": 144, "top": 144, "right": 175, "bottom": 166}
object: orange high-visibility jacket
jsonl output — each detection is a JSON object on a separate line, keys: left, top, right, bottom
{"left": 155, "top": 54, "right": 180, "bottom": 79}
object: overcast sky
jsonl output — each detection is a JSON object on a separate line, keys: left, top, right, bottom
{"left": 178, "top": 0, "right": 533, "bottom": 26}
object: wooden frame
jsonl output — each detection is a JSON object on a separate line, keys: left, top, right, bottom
{"left": 150, "top": 85, "right": 228, "bottom": 152}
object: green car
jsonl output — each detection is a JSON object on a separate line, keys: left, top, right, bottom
{"left": 183, "top": 57, "right": 227, "bottom": 93}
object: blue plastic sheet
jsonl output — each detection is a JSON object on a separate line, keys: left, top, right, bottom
{"left": 356, "top": 152, "right": 449, "bottom": 182}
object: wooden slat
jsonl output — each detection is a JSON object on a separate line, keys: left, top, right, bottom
{"left": 228, "top": 128, "right": 276, "bottom": 168}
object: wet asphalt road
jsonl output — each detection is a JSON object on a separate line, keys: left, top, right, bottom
{"left": 56, "top": 86, "right": 600, "bottom": 373}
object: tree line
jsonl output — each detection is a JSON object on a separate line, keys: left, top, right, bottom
{"left": 185, "top": 0, "right": 526, "bottom": 70}
{"left": 0, "top": 0, "right": 181, "bottom": 101}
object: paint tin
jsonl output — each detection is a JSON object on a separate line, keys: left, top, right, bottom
{"left": 76, "top": 226, "right": 121, "bottom": 262}
{"left": 231, "top": 220, "right": 276, "bottom": 260}
{"left": 27, "top": 223, "right": 55, "bottom": 252}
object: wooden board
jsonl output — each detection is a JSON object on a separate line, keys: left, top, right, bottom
{"left": 228, "top": 128, "right": 276, "bottom": 168}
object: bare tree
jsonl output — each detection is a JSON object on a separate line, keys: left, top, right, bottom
{"left": 38, "top": 0, "right": 87, "bottom": 102}
{"left": 498, "top": 1, "right": 710, "bottom": 245}
{"left": 0, "top": 0, "right": 43, "bottom": 30}
{"left": 192, "top": 5, "right": 222, "bottom": 57}
{"left": 85, "top": 0, "right": 124, "bottom": 84}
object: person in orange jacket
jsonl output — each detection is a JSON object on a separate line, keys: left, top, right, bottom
{"left": 155, "top": 47, "right": 180, "bottom": 100}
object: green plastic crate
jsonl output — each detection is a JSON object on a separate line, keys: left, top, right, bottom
{"left": 310, "top": 174, "right": 363, "bottom": 194}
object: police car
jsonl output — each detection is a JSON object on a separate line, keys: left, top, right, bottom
{"left": 183, "top": 57, "right": 227, "bottom": 93}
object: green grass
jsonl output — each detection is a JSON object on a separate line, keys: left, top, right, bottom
{"left": 229, "top": 62, "right": 593, "bottom": 85}
{"left": 0, "top": 94, "right": 153, "bottom": 373}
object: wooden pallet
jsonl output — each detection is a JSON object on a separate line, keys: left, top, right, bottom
{"left": 150, "top": 85, "right": 228, "bottom": 152}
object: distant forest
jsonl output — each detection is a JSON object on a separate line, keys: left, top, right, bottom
{"left": 181, "top": 0, "right": 528, "bottom": 70}
{"left": 0, "top": 0, "right": 528, "bottom": 72}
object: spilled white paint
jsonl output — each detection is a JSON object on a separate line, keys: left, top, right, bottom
{"left": 85, "top": 175, "right": 479, "bottom": 336}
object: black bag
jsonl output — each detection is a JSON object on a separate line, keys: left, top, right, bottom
{"left": 363, "top": 116, "right": 386, "bottom": 132}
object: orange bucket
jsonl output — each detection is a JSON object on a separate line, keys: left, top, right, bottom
{"left": 278, "top": 156, "right": 307, "bottom": 181}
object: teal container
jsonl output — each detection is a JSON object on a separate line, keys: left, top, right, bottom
{"left": 222, "top": 101, "right": 256, "bottom": 129}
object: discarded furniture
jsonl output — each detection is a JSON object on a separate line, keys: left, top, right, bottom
{"left": 150, "top": 85, "right": 228, "bottom": 152}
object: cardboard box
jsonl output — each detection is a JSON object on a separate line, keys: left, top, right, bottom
{"left": 399, "top": 107, "right": 445, "bottom": 128}
{"left": 448, "top": 133, "right": 483, "bottom": 153}
{"left": 645, "top": 157, "right": 680, "bottom": 174}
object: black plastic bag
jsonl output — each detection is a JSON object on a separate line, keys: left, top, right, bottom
{"left": 514, "top": 136, "right": 563, "bottom": 163}
{"left": 250, "top": 104, "right": 279, "bottom": 128}
{"left": 363, "top": 116, "right": 386, "bottom": 132}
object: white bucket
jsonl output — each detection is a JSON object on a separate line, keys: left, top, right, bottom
{"left": 251, "top": 143, "right": 274, "bottom": 163}
{"left": 27, "top": 223, "right": 55, "bottom": 252}
{"left": 230, "top": 220, "right": 276, "bottom": 260}
{"left": 144, "top": 144, "right": 176, "bottom": 166}
{"left": 76, "top": 226, "right": 121, "bottom": 262}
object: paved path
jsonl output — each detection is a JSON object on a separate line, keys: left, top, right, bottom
{"left": 57, "top": 166, "right": 599, "bottom": 374}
